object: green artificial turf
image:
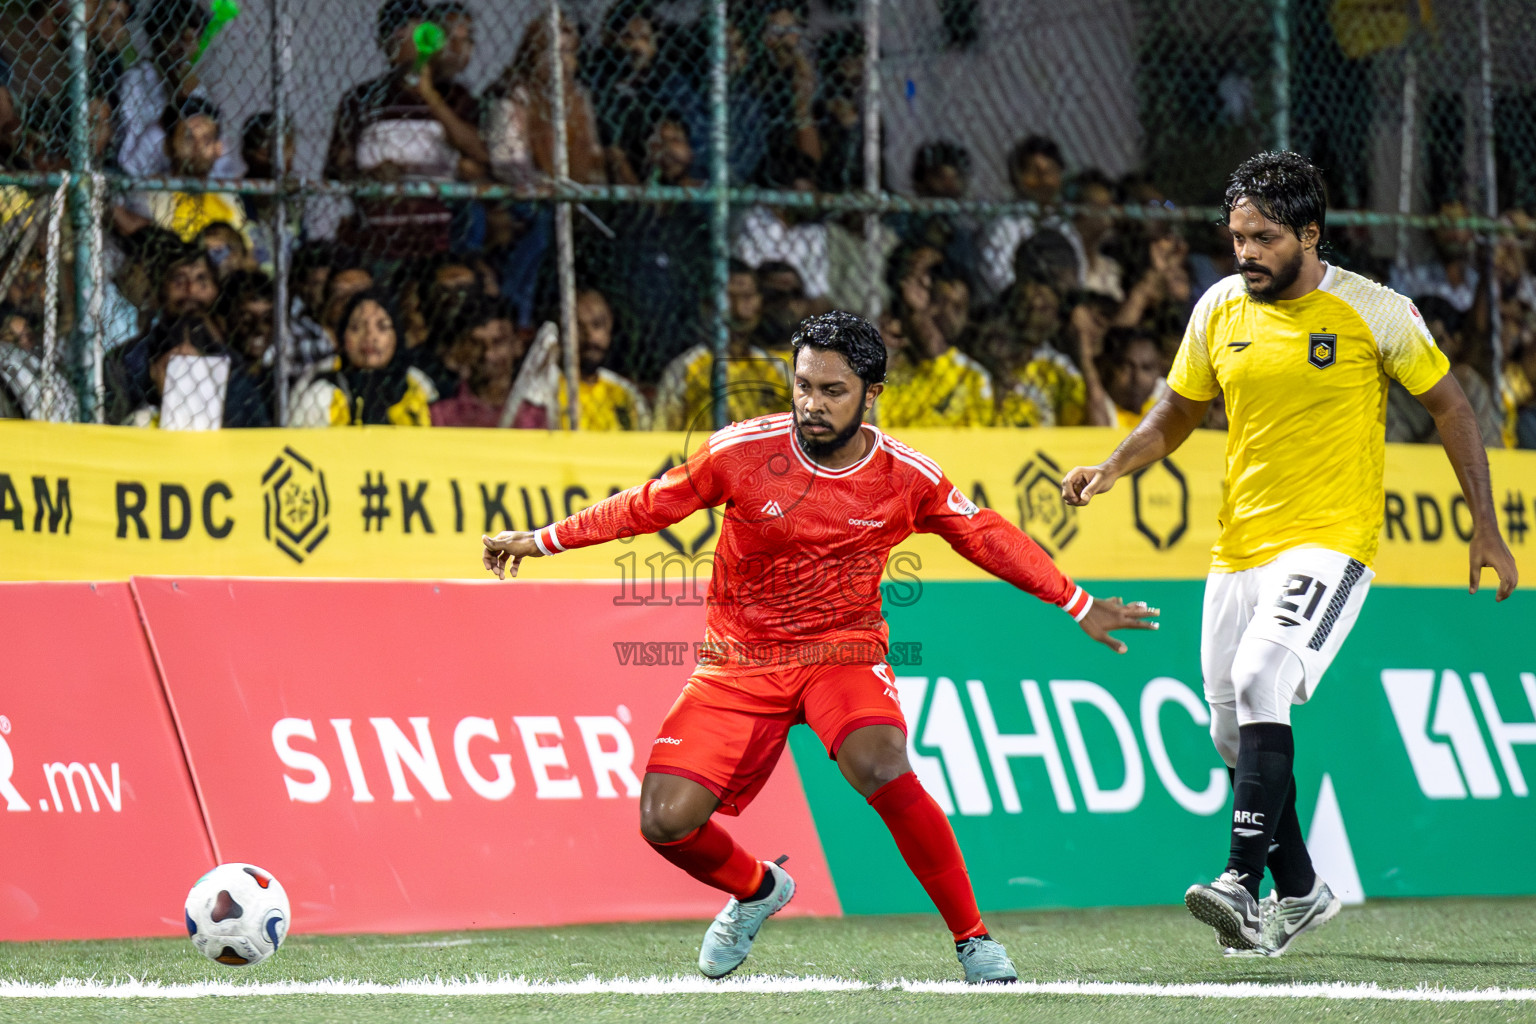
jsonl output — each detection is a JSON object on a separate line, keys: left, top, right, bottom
{"left": 2, "top": 897, "right": 1533, "bottom": 1024}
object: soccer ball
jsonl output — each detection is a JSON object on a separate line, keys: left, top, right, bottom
{"left": 184, "top": 863, "right": 290, "bottom": 966}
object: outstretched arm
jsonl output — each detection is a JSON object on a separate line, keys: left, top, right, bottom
{"left": 918, "top": 484, "right": 1160, "bottom": 652}
{"left": 1061, "top": 388, "right": 1210, "bottom": 506}
{"left": 482, "top": 444, "right": 722, "bottom": 578}
{"left": 1416, "top": 373, "right": 1518, "bottom": 599}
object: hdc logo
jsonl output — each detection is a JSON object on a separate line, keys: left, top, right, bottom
{"left": 1382, "top": 670, "right": 1536, "bottom": 799}
{"left": 893, "top": 674, "right": 1228, "bottom": 818}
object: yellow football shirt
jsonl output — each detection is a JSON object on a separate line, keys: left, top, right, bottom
{"left": 1168, "top": 265, "right": 1449, "bottom": 571}
{"left": 558, "top": 369, "right": 652, "bottom": 431}
{"left": 653, "top": 343, "right": 791, "bottom": 431}
{"left": 997, "top": 348, "right": 1087, "bottom": 427}
{"left": 879, "top": 348, "right": 995, "bottom": 428}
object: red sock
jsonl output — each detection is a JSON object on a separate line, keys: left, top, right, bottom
{"left": 646, "top": 819, "right": 765, "bottom": 901}
{"left": 868, "top": 772, "right": 987, "bottom": 941}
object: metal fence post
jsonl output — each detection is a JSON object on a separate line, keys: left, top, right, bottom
{"left": 272, "top": 0, "right": 293, "bottom": 426}
{"left": 1477, "top": 0, "right": 1501, "bottom": 379}
{"left": 548, "top": 0, "right": 578, "bottom": 430}
{"left": 1272, "top": 0, "right": 1291, "bottom": 152}
{"left": 862, "top": 0, "right": 882, "bottom": 321}
{"left": 709, "top": 0, "right": 730, "bottom": 431}
{"left": 1395, "top": 46, "right": 1417, "bottom": 273}
{"left": 66, "top": 0, "right": 98, "bottom": 421}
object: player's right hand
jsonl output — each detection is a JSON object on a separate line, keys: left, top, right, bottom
{"left": 1078, "top": 596, "right": 1159, "bottom": 654}
{"left": 1061, "top": 464, "right": 1117, "bottom": 506}
{"left": 481, "top": 531, "right": 545, "bottom": 580}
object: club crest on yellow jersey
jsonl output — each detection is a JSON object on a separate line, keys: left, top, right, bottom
{"left": 1308, "top": 333, "right": 1337, "bottom": 369}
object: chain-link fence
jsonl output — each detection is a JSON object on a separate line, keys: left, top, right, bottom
{"left": 0, "top": 0, "right": 1533, "bottom": 445}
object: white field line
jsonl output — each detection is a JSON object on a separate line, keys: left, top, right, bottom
{"left": 2, "top": 976, "right": 1535, "bottom": 1001}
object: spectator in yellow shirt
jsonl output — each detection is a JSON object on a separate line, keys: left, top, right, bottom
{"left": 654, "top": 261, "right": 790, "bottom": 430}
{"left": 558, "top": 287, "right": 651, "bottom": 430}
{"left": 117, "top": 98, "right": 249, "bottom": 246}
{"left": 1091, "top": 327, "right": 1168, "bottom": 432}
{"left": 980, "top": 277, "right": 1093, "bottom": 427}
{"left": 877, "top": 244, "right": 994, "bottom": 428}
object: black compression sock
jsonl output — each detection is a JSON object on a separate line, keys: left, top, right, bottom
{"left": 1265, "top": 777, "right": 1317, "bottom": 898}
{"left": 745, "top": 867, "right": 776, "bottom": 903}
{"left": 1226, "top": 723, "right": 1294, "bottom": 899}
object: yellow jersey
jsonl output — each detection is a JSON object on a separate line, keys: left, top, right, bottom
{"left": 1168, "top": 265, "right": 1450, "bottom": 571}
{"left": 653, "top": 343, "right": 791, "bottom": 431}
{"left": 997, "top": 348, "right": 1086, "bottom": 427}
{"left": 878, "top": 348, "right": 995, "bottom": 428}
{"left": 558, "top": 369, "right": 652, "bottom": 431}
{"left": 142, "top": 190, "right": 251, "bottom": 244}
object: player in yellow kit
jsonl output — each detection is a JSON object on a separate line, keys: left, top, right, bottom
{"left": 1062, "top": 152, "right": 1518, "bottom": 957}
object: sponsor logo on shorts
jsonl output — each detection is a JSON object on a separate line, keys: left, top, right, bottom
{"left": 848, "top": 518, "right": 886, "bottom": 527}
{"left": 653, "top": 736, "right": 682, "bottom": 746}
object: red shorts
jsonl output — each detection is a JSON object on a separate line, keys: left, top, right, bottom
{"left": 646, "top": 661, "right": 906, "bottom": 815}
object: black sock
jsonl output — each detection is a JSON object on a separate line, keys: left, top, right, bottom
{"left": 1226, "top": 723, "right": 1293, "bottom": 899}
{"left": 1265, "top": 777, "right": 1317, "bottom": 898}
{"left": 746, "top": 868, "right": 776, "bottom": 903}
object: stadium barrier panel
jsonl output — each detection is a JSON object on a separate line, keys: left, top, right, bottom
{"left": 792, "top": 579, "right": 1536, "bottom": 914}
{"left": 130, "top": 577, "right": 840, "bottom": 935}
{"left": 3, "top": 422, "right": 1534, "bottom": 586}
{"left": 0, "top": 582, "right": 216, "bottom": 941}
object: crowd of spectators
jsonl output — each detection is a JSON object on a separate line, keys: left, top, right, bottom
{"left": 0, "top": 0, "right": 1533, "bottom": 449}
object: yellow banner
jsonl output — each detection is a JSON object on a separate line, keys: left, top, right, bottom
{"left": 3, "top": 422, "right": 1533, "bottom": 586}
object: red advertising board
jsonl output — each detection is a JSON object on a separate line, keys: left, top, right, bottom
{"left": 133, "top": 578, "right": 840, "bottom": 935}
{"left": 0, "top": 583, "right": 216, "bottom": 940}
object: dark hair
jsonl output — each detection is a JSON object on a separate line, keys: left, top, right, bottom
{"left": 145, "top": 314, "right": 223, "bottom": 363}
{"left": 1413, "top": 295, "right": 1463, "bottom": 334}
{"left": 1223, "top": 150, "right": 1328, "bottom": 238}
{"left": 1014, "top": 228, "right": 1078, "bottom": 288}
{"left": 912, "top": 140, "right": 970, "bottom": 184}
{"left": 431, "top": 0, "right": 472, "bottom": 19}
{"left": 1095, "top": 325, "right": 1157, "bottom": 379}
{"left": 930, "top": 260, "right": 968, "bottom": 288}
{"left": 1065, "top": 167, "right": 1118, "bottom": 203}
{"left": 790, "top": 310, "right": 886, "bottom": 386}
{"left": 241, "top": 111, "right": 278, "bottom": 156}
{"left": 156, "top": 245, "right": 217, "bottom": 301}
{"left": 727, "top": 258, "right": 755, "bottom": 279}
{"left": 756, "top": 261, "right": 804, "bottom": 297}
{"left": 1008, "top": 135, "right": 1063, "bottom": 175}
{"left": 603, "top": 0, "right": 656, "bottom": 39}
{"left": 449, "top": 294, "right": 515, "bottom": 339}
{"left": 884, "top": 241, "right": 936, "bottom": 303}
{"left": 336, "top": 289, "right": 403, "bottom": 359}
{"left": 214, "top": 268, "right": 274, "bottom": 317}
{"left": 143, "top": 0, "right": 210, "bottom": 47}
{"left": 159, "top": 95, "right": 222, "bottom": 137}
{"left": 376, "top": 0, "right": 431, "bottom": 49}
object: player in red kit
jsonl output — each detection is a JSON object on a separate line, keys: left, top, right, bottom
{"left": 483, "top": 311, "right": 1159, "bottom": 982}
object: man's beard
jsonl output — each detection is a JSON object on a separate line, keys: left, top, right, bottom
{"left": 794, "top": 403, "right": 864, "bottom": 460}
{"left": 1240, "top": 247, "right": 1304, "bottom": 302}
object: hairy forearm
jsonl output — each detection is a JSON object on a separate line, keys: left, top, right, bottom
{"left": 1102, "top": 399, "right": 1199, "bottom": 475}
{"left": 1433, "top": 402, "right": 1499, "bottom": 530}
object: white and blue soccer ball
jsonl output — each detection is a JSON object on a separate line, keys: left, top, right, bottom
{"left": 184, "top": 863, "right": 290, "bottom": 966}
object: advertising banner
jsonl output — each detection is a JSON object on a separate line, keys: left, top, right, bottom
{"left": 0, "top": 583, "right": 216, "bottom": 939}
{"left": 792, "top": 580, "right": 1536, "bottom": 914}
{"left": 5, "top": 422, "right": 1534, "bottom": 586}
{"left": 133, "top": 577, "right": 840, "bottom": 935}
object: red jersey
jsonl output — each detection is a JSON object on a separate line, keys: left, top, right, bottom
{"left": 532, "top": 413, "right": 1091, "bottom": 666}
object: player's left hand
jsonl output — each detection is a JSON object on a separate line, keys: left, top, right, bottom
{"left": 482, "top": 531, "right": 544, "bottom": 580}
{"left": 1078, "top": 596, "right": 1159, "bottom": 654}
{"left": 1469, "top": 530, "right": 1519, "bottom": 601}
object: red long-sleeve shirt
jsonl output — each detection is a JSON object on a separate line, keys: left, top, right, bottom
{"left": 533, "top": 414, "right": 1091, "bottom": 667}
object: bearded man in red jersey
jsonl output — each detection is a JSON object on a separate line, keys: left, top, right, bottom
{"left": 483, "top": 311, "right": 1158, "bottom": 983}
